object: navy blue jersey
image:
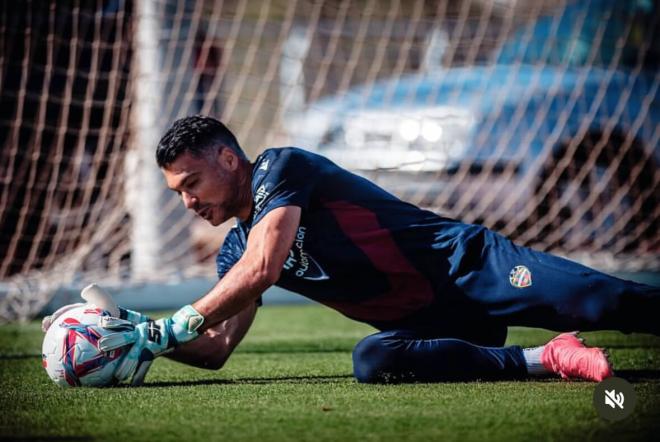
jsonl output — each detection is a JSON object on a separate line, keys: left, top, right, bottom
{"left": 216, "top": 147, "right": 484, "bottom": 325}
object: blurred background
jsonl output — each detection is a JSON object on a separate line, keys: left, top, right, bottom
{"left": 0, "top": 0, "right": 658, "bottom": 321}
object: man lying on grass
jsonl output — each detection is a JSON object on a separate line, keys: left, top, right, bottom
{"left": 45, "top": 115, "right": 659, "bottom": 385}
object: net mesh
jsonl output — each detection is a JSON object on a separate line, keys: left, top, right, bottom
{"left": 1, "top": 0, "right": 658, "bottom": 320}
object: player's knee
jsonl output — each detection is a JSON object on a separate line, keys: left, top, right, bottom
{"left": 352, "top": 333, "right": 400, "bottom": 383}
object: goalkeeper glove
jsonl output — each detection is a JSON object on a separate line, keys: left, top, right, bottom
{"left": 98, "top": 305, "right": 204, "bottom": 386}
{"left": 41, "top": 302, "right": 84, "bottom": 332}
{"left": 41, "top": 284, "right": 149, "bottom": 332}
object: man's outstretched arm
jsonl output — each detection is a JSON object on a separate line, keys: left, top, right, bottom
{"left": 193, "top": 205, "right": 301, "bottom": 330}
{"left": 150, "top": 206, "right": 299, "bottom": 369}
{"left": 98, "top": 205, "right": 301, "bottom": 384}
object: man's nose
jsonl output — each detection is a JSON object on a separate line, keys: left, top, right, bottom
{"left": 181, "top": 192, "right": 198, "bottom": 209}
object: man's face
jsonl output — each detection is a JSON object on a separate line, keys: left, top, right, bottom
{"left": 162, "top": 148, "right": 247, "bottom": 226}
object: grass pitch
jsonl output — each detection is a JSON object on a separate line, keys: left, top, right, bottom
{"left": 1, "top": 304, "right": 659, "bottom": 441}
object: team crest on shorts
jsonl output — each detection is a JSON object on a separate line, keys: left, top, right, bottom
{"left": 509, "top": 265, "right": 532, "bottom": 288}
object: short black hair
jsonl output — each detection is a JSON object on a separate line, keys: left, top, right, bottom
{"left": 156, "top": 115, "right": 246, "bottom": 168}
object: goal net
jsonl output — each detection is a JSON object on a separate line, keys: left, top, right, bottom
{"left": 1, "top": 0, "right": 658, "bottom": 320}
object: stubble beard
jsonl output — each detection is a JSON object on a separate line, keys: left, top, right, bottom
{"left": 220, "top": 167, "right": 253, "bottom": 222}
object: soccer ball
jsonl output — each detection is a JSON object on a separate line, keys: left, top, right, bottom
{"left": 42, "top": 305, "right": 125, "bottom": 387}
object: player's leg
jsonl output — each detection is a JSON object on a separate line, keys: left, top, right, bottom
{"left": 453, "top": 227, "right": 659, "bottom": 335}
{"left": 352, "top": 329, "right": 612, "bottom": 383}
{"left": 352, "top": 329, "right": 528, "bottom": 383}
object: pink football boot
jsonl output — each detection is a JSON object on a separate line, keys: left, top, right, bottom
{"left": 541, "top": 332, "right": 613, "bottom": 382}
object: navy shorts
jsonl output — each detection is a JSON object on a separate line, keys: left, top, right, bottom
{"left": 370, "top": 227, "right": 659, "bottom": 342}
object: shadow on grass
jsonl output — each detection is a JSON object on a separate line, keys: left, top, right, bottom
{"left": 236, "top": 347, "right": 352, "bottom": 354}
{"left": 142, "top": 374, "right": 355, "bottom": 388}
{"left": 0, "top": 353, "right": 40, "bottom": 360}
{"left": 615, "top": 369, "right": 660, "bottom": 382}
{"left": 0, "top": 437, "right": 93, "bottom": 441}
{"left": 139, "top": 370, "right": 660, "bottom": 388}
{"left": 528, "top": 370, "right": 660, "bottom": 382}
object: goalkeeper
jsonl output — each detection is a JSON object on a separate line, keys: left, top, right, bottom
{"left": 73, "top": 115, "right": 660, "bottom": 385}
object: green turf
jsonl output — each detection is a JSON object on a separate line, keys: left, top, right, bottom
{"left": 1, "top": 304, "right": 659, "bottom": 441}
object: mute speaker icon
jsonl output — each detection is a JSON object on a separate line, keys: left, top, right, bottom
{"left": 604, "top": 389, "right": 624, "bottom": 409}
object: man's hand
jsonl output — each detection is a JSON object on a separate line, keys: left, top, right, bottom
{"left": 41, "top": 284, "right": 149, "bottom": 332}
{"left": 81, "top": 283, "right": 151, "bottom": 324}
{"left": 81, "top": 283, "right": 120, "bottom": 316}
{"left": 98, "top": 305, "right": 205, "bottom": 386}
{"left": 41, "top": 302, "right": 84, "bottom": 332}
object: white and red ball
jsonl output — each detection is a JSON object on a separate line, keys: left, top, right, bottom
{"left": 42, "top": 305, "right": 125, "bottom": 387}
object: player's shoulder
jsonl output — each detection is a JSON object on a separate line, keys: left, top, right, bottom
{"left": 257, "top": 146, "right": 318, "bottom": 159}
{"left": 254, "top": 147, "right": 332, "bottom": 176}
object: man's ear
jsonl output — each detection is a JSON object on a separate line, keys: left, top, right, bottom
{"left": 217, "top": 146, "right": 239, "bottom": 172}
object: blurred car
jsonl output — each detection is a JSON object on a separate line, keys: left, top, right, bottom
{"left": 286, "top": 0, "right": 659, "bottom": 252}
